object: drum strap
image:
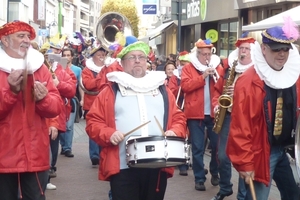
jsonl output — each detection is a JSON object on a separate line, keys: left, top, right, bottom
{"left": 118, "top": 84, "right": 159, "bottom": 137}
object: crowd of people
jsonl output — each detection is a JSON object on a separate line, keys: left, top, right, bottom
{"left": 1, "top": 17, "right": 300, "bottom": 200}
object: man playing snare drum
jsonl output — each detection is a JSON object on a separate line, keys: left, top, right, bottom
{"left": 85, "top": 39, "right": 187, "bottom": 200}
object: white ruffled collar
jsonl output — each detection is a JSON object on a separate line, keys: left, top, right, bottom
{"left": 86, "top": 57, "right": 104, "bottom": 73}
{"left": 228, "top": 48, "right": 254, "bottom": 73}
{"left": 189, "top": 51, "right": 220, "bottom": 72}
{"left": 0, "top": 47, "right": 44, "bottom": 74}
{"left": 107, "top": 71, "right": 166, "bottom": 92}
{"left": 253, "top": 42, "right": 300, "bottom": 89}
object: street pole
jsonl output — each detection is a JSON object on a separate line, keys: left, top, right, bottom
{"left": 58, "top": 0, "right": 62, "bottom": 37}
{"left": 177, "top": 0, "right": 182, "bottom": 53}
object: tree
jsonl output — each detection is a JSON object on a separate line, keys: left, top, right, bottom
{"left": 100, "top": 0, "right": 139, "bottom": 38}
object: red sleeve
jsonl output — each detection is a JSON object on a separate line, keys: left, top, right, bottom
{"left": 82, "top": 68, "right": 100, "bottom": 91}
{"left": 181, "top": 63, "right": 206, "bottom": 93}
{"left": 167, "top": 75, "right": 180, "bottom": 98}
{"left": 55, "top": 65, "right": 76, "bottom": 99}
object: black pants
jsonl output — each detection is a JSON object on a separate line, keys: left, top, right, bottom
{"left": 50, "top": 132, "right": 61, "bottom": 170}
{"left": 0, "top": 171, "right": 48, "bottom": 200}
{"left": 110, "top": 168, "right": 167, "bottom": 200}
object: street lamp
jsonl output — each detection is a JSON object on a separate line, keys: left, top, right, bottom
{"left": 47, "top": 21, "right": 58, "bottom": 39}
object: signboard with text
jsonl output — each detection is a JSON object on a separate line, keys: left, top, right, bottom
{"left": 142, "top": 4, "right": 157, "bottom": 15}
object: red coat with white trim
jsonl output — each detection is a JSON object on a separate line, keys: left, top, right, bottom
{"left": 85, "top": 83, "right": 187, "bottom": 181}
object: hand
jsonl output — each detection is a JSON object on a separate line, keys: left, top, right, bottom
{"left": 52, "top": 76, "right": 59, "bottom": 87}
{"left": 110, "top": 131, "right": 124, "bottom": 145}
{"left": 164, "top": 130, "right": 177, "bottom": 136}
{"left": 49, "top": 126, "right": 58, "bottom": 140}
{"left": 239, "top": 171, "right": 255, "bottom": 184}
{"left": 7, "top": 69, "right": 24, "bottom": 94}
{"left": 214, "top": 105, "right": 219, "bottom": 115}
{"left": 225, "top": 85, "right": 234, "bottom": 97}
{"left": 34, "top": 81, "right": 48, "bottom": 101}
{"left": 80, "top": 100, "right": 84, "bottom": 107}
{"left": 203, "top": 68, "right": 215, "bottom": 79}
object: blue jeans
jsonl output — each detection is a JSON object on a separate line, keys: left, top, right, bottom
{"left": 187, "top": 116, "right": 219, "bottom": 183}
{"left": 218, "top": 113, "right": 247, "bottom": 197}
{"left": 60, "top": 98, "right": 76, "bottom": 152}
{"left": 89, "top": 138, "right": 100, "bottom": 160}
{"left": 245, "top": 145, "right": 299, "bottom": 200}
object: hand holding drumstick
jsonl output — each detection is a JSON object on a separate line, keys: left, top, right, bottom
{"left": 239, "top": 171, "right": 256, "bottom": 200}
{"left": 154, "top": 116, "right": 177, "bottom": 136}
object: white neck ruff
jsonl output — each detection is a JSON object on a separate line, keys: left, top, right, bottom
{"left": 86, "top": 57, "right": 104, "bottom": 73}
{"left": 189, "top": 51, "right": 220, "bottom": 72}
{"left": 228, "top": 48, "right": 254, "bottom": 73}
{"left": 0, "top": 47, "right": 44, "bottom": 74}
{"left": 253, "top": 42, "right": 300, "bottom": 89}
{"left": 107, "top": 71, "right": 166, "bottom": 93}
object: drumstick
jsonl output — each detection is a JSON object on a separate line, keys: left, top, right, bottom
{"left": 123, "top": 120, "right": 151, "bottom": 137}
{"left": 249, "top": 178, "right": 257, "bottom": 200}
{"left": 154, "top": 116, "right": 165, "bottom": 136}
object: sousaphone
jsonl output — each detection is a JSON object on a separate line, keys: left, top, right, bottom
{"left": 79, "top": 12, "right": 133, "bottom": 95}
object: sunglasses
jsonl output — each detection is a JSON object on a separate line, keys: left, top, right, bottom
{"left": 269, "top": 47, "right": 290, "bottom": 52}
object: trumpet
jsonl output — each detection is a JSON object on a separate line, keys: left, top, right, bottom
{"left": 206, "top": 60, "right": 219, "bottom": 83}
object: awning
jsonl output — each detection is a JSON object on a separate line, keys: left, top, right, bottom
{"left": 242, "top": 6, "right": 300, "bottom": 32}
{"left": 148, "top": 21, "right": 177, "bottom": 40}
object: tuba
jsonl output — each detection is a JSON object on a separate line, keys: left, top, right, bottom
{"left": 213, "top": 59, "right": 238, "bottom": 134}
{"left": 79, "top": 12, "right": 133, "bottom": 95}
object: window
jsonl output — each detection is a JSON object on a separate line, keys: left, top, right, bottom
{"left": 219, "top": 21, "right": 238, "bottom": 58}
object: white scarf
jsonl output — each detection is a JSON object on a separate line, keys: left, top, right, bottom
{"left": 86, "top": 57, "right": 104, "bottom": 73}
{"left": 228, "top": 46, "right": 254, "bottom": 73}
{"left": 189, "top": 51, "right": 221, "bottom": 72}
{"left": 107, "top": 71, "right": 166, "bottom": 93}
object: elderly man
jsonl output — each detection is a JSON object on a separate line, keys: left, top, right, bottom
{"left": 0, "top": 21, "right": 62, "bottom": 199}
{"left": 181, "top": 39, "right": 223, "bottom": 191}
{"left": 85, "top": 40, "right": 187, "bottom": 200}
{"left": 211, "top": 35, "right": 256, "bottom": 200}
{"left": 227, "top": 20, "right": 300, "bottom": 199}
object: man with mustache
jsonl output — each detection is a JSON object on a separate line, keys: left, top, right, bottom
{"left": 0, "top": 21, "right": 63, "bottom": 199}
{"left": 81, "top": 45, "right": 108, "bottom": 166}
{"left": 211, "top": 35, "right": 255, "bottom": 200}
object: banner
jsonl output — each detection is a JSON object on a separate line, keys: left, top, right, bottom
{"left": 38, "top": 0, "right": 45, "bottom": 21}
{"left": 161, "top": 0, "right": 171, "bottom": 7}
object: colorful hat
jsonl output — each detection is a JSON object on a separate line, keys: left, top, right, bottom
{"left": 89, "top": 45, "right": 107, "bottom": 57}
{"left": 49, "top": 42, "right": 62, "bottom": 50}
{"left": 178, "top": 51, "right": 190, "bottom": 62}
{"left": 261, "top": 16, "right": 299, "bottom": 50}
{"left": 0, "top": 20, "right": 36, "bottom": 40}
{"left": 195, "top": 39, "right": 213, "bottom": 48}
{"left": 235, "top": 32, "right": 256, "bottom": 47}
{"left": 117, "top": 36, "right": 150, "bottom": 59}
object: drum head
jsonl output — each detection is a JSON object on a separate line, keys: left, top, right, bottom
{"left": 126, "top": 136, "right": 185, "bottom": 145}
{"left": 295, "top": 116, "right": 300, "bottom": 178}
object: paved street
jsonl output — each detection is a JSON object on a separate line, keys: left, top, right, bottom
{"left": 46, "top": 119, "right": 280, "bottom": 200}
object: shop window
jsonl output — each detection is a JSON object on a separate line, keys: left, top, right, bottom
{"left": 219, "top": 21, "right": 238, "bottom": 58}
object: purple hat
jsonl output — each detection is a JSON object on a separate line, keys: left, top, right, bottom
{"left": 261, "top": 16, "right": 299, "bottom": 50}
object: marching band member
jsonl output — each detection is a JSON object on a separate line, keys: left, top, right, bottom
{"left": 0, "top": 20, "right": 62, "bottom": 199}
{"left": 211, "top": 35, "right": 255, "bottom": 200}
{"left": 226, "top": 18, "right": 300, "bottom": 199}
{"left": 85, "top": 40, "right": 186, "bottom": 200}
{"left": 82, "top": 45, "right": 108, "bottom": 166}
{"left": 181, "top": 38, "right": 223, "bottom": 191}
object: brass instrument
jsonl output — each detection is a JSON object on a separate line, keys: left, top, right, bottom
{"left": 80, "top": 12, "right": 133, "bottom": 96}
{"left": 176, "top": 86, "right": 184, "bottom": 110}
{"left": 213, "top": 59, "right": 238, "bottom": 134}
{"left": 206, "top": 60, "right": 219, "bottom": 83}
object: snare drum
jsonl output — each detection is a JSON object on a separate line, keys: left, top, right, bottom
{"left": 126, "top": 136, "right": 188, "bottom": 168}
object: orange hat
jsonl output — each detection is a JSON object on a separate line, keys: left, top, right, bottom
{"left": 235, "top": 32, "right": 255, "bottom": 47}
{"left": 195, "top": 39, "right": 214, "bottom": 48}
{"left": 0, "top": 20, "right": 36, "bottom": 40}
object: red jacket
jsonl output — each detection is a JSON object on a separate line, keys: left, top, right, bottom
{"left": 46, "top": 64, "right": 76, "bottom": 132}
{"left": 85, "top": 83, "right": 187, "bottom": 181}
{"left": 0, "top": 64, "right": 63, "bottom": 173}
{"left": 226, "top": 66, "right": 300, "bottom": 185}
{"left": 181, "top": 62, "right": 223, "bottom": 119}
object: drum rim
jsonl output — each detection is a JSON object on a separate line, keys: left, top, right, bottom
{"left": 126, "top": 136, "right": 185, "bottom": 144}
{"left": 128, "top": 158, "right": 186, "bottom": 168}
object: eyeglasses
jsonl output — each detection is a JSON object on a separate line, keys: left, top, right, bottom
{"left": 123, "top": 55, "right": 147, "bottom": 62}
{"left": 197, "top": 51, "right": 212, "bottom": 57}
{"left": 239, "top": 47, "right": 251, "bottom": 51}
{"left": 266, "top": 45, "right": 290, "bottom": 52}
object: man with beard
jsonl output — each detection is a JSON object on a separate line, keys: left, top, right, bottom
{"left": 0, "top": 21, "right": 62, "bottom": 199}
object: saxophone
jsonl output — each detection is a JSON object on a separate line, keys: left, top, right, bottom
{"left": 213, "top": 59, "right": 238, "bottom": 134}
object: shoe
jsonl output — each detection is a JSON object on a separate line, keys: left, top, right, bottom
{"left": 60, "top": 149, "right": 65, "bottom": 155}
{"left": 179, "top": 170, "right": 188, "bottom": 176}
{"left": 204, "top": 168, "right": 208, "bottom": 175}
{"left": 211, "top": 175, "right": 220, "bottom": 186}
{"left": 91, "top": 157, "right": 99, "bottom": 165}
{"left": 195, "top": 182, "right": 206, "bottom": 191}
{"left": 211, "top": 191, "right": 233, "bottom": 200}
{"left": 64, "top": 150, "right": 74, "bottom": 158}
{"left": 49, "top": 169, "right": 57, "bottom": 178}
{"left": 46, "top": 183, "right": 56, "bottom": 190}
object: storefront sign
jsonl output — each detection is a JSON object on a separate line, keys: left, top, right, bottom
{"left": 142, "top": 4, "right": 157, "bottom": 15}
{"left": 187, "top": 0, "right": 200, "bottom": 19}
